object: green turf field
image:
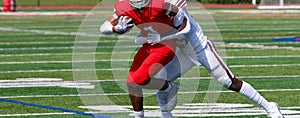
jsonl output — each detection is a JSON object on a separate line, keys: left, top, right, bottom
{"left": 0, "top": 7, "right": 299, "bottom": 118}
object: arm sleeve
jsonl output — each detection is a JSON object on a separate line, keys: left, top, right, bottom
{"left": 164, "top": 0, "right": 187, "bottom": 27}
{"left": 173, "top": 7, "right": 184, "bottom": 27}
{"left": 161, "top": 10, "right": 191, "bottom": 41}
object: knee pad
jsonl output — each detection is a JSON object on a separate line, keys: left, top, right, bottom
{"left": 216, "top": 76, "right": 232, "bottom": 88}
{"left": 210, "top": 65, "right": 232, "bottom": 88}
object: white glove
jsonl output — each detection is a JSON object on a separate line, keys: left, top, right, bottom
{"left": 147, "top": 33, "right": 161, "bottom": 44}
{"left": 135, "top": 36, "right": 147, "bottom": 45}
{"left": 114, "top": 16, "right": 134, "bottom": 34}
{"left": 134, "top": 34, "right": 161, "bottom": 45}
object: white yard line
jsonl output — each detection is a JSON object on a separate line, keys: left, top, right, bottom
{"left": 218, "top": 10, "right": 300, "bottom": 14}
{"left": 0, "top": 27, "right": 299, "bottom": 52}
{"left": 229, "top": 64, "right": 300, "bottom": 67}
{"left": 0, "top": 27, "right": 135, "bottom": 40}
{"left": 0, "top": 12, "right": 91, "bottom": 16}
{"left": 0, "top": 63, "right": 299, "bottom": 73}
{"left": 0, "top": 113, "right": 74, "bottom": 117}
{"left": 0, "top": 45, "right": 140, "bottom": 51}
{"left": 226, "top": 55, "right": 300, "bottom": 58}
{"left": 0, "top": 50, "right": 299, "bottom": 58}
{"left": 0, "top": 68, "right": 127, "bottom": 73}
{"left": 0, "top": 60, "right": 132, "bottom": 64}
{"left": 1, "top": 88, "right": 300, "bottom": 99}
{"left": 0, "top": 43, "right": 298, "bottom": 51}
{"left": 0, "top": 52, "right": 135, "bottom": 57}
{"left": 0, "top": 39, "right": 299, "bottom": 45}
{"left": 1, "top": 56, "right": 300, "bottom": 64}
{"left": 220, "top": 27, "right": 300, "bottom": 31}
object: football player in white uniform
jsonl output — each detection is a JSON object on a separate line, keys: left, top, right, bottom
{"left": 134, "top": 0, "right": 284, "bottom": 118}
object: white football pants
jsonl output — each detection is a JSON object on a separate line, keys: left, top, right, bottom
{"left": 157, "top": 39, "right": 233, "bottom": 88}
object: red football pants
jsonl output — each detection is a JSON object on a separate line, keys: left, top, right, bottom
{"left": 126, "top": 40, "right": 176, "bottom": 85}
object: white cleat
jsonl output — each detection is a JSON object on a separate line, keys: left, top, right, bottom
{"left": 156, "top": 82, "right": 179, "bottom": 114}
{"left": 266, "top": 102, "right": 284, "bottom": 118}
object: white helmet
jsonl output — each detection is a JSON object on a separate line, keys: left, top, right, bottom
{"left": 129, "top": 0, "right": 151, "bottom": 8}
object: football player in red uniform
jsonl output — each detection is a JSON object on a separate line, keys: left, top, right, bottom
{"left": 100, "top": 0, "right": 189, "bottom": 117}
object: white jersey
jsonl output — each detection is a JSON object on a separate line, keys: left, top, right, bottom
{"left": 158, "top": 1, "right": 234, "bottom": 88}
{"left": 164, "top": 0, "right": 208, "bottom": 66}
{"left": 175, "top": 7, "right": 208, "bottom": 66}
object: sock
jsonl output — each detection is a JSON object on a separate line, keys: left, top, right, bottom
{"left": 164, "top": 83, "right": 172, "bottom": 92}
{"left": 239, "top": 81, "right": 270, "bottom": 110}
{"left": 134, "top": 110, "right": 144, "bottom": 118}
{"left": 161, "top": 111, "right": 173, "bottom": 118}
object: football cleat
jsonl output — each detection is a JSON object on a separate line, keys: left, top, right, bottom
{"left": 266, "top": 102, "right": 284, "bottom": 118}
{"left": 156, "top": 82, "right": 179, "bottom": 113}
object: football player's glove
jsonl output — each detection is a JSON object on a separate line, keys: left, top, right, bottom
{"left": 134, "top": 34, "right": 161, "bottom": 45}
{"left": 114, "top": 16, "right": 133, "bottom": 34}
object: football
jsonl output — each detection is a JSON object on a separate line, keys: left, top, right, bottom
{"left": 120, "top": 16, "right": 133, "bottom": 24}
{"left": 112, "top": 16, "right": 133, "bottom": 26}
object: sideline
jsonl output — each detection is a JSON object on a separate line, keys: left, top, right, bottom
{"left": 0, "top": 98, "right": 110, "bottom": 118}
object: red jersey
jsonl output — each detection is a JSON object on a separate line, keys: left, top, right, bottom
{"left": 114, "top": 0, "right": 174, "bottom": 37}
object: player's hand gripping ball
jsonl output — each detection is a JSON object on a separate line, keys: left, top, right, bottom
{"left": 114, "top": 16, "right": 133, "bottom": 34}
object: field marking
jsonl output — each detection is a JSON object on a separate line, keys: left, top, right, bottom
{"left": 0, "top": 27, "right": 137, "bottom": 39}
{"left": 78, "top": 103, "right": 300, "bottom": 117}
{"left": 0, "top": 27, "right": 134, "bottom": 40}
{"left": 1, "top": 55, "right": 300, "bottom": 64}
{"left": 1, "top": 26, "right": 299, "bottom": 45}
{"left": 0, "top": 12, "right": 91, "bottom": 16}
{"left": 0, "top": 60, "right": 129, "bottom": 64}
{"left": 0, "top": 63, "right": 299, "bottom": 73}
{"left": 1, "top": 27, "right": 299, "bottom": 52}
{"left": 226, "top": 55, "right": 300, "bottom": 59}
{"left": 219, "top": 27, "right": 300, "bottom": 31}
{"left": 0, "top": 62, "right": 299, "bottom": 73}
{"left": 226, "top": 43, "right": 300, "bottom": 50}
{"left": 230, "top": 64, "right": 300, "bottom": 67}
{"left": 0, "top": 98, "right": 109, "bottom": 118}
{"left": 2, "top": 88, "right": 300, "bottom": 99}
{"left": 0, "top": 104, "right": 298, "bottom": 118}
{"left": 1, "top": 88, "right": 300, "bottom": 99}
{"left": 0, "top": 27, "right": 84, "bottom": 37}
{"left": 0, "top": 44, "right": 297, "bottom": 51}
{"left": 0, "top": 52, "right": 135, "bottom": 57}
{"left": 0, "top": 44, "right": 298, "bottom": 51}
{"left": 0, "top": 113, "right": 75, "bottom": 117}
{"left": 0, "top": 38, "right": 299, "bottom": 45}
{"left": 0, "top": 34, "right": 292, "bottom": 41}
{"left": 0, "top": 50, "right": 299, "bottom": 57}
{"left": 0, "top": 78, "right": 95, "bottom": 89}
{"left": 218, "top": 10, "right": 300, "bottom": 14}
{"left": 0, "top": 45, "right": 140, "bottom": 51}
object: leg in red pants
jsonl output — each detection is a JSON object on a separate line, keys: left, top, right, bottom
{"left": 126, "top": 40, "right": 176, "bottom": 112}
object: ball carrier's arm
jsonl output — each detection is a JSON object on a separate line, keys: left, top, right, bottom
{"left": 135, "top": 3, "right": 191, "bottom": 44}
